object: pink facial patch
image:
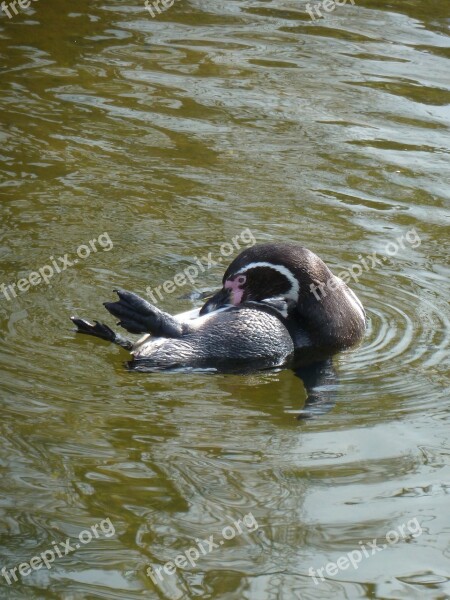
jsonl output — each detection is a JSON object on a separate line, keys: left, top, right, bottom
{"left": 224, "top": 277, "right": 245, "bottom": 305}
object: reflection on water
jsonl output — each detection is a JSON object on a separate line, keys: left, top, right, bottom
{"left": 0, "top": 0, "right": 449, "bottom": 598}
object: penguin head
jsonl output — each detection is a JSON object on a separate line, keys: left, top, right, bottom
{"left": 200, "top": 242, "right": 366, "bottom": 349}
{"left": 201, "top": 243, "right": 326, "bottom": 313}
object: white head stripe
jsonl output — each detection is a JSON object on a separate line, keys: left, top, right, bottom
{"left": 235, "top": 262, "right": 300, "bottom": 300}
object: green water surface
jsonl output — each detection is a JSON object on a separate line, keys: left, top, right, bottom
{"left": 0, "top": 0, "right": 449, "bottom": 598}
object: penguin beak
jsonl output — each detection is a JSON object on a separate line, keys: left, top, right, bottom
{"left": 199, "top": 287, "right": 232, "bottom": 315}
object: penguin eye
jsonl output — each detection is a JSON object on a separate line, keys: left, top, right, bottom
{"left": 237, "top": 275, "right": 246, "bottom": 285}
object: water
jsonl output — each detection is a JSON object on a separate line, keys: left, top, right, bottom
{"left": 0, "top": 0, "right": 449, "bottom": 598}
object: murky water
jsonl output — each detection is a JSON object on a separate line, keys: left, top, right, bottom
{"left": 1, "top": 0, "right": 449, "bottom": 598}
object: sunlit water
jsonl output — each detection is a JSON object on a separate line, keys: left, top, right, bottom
{"left": 0, "top": 0, "right": 449, "bottom": 598}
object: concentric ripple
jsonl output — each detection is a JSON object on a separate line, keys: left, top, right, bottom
{"left": 341, "top": 269, "right": 449, "bottom": 406}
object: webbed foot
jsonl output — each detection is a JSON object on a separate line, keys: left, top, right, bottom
{"left": 104, "top": 289, "right": 183, "bottom": 338}
{"left": 71, "top": 317, "right": 133, "bottom": 350}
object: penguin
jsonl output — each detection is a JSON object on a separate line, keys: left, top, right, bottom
{"left": 71, "top": 242, "right": 365, "bottom": 372}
